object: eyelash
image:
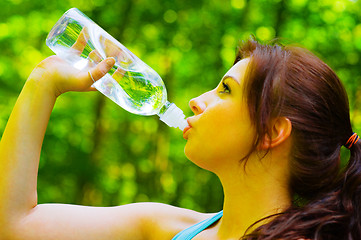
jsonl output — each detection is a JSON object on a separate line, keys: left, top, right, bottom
{"left": 219, "top": 82, "right": 231, "bottom": 94}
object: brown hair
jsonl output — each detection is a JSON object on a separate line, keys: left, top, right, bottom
{"left": 236, "top": 37, "right": 361, "bottom": 239}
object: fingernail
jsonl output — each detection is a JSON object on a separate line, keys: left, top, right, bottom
{"left": 106, "top": 57, "right": 116, "bottom": 66}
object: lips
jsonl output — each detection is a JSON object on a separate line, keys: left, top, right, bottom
{"left": 183, "top": 118, "right": 192, "bottom": 139}
{"left": 183, "top": 125, "right": 191, "bottom": 139}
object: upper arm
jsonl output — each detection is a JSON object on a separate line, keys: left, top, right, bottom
{"left": 6, "top": 202, "right": 205, "bottom": 240}
{"left": 8, "top": 203, "right": 147, "bottom": 240}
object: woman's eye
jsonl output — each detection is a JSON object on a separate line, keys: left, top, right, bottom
{"left": 219, "top": 82, "right": 231, "bottom": 94}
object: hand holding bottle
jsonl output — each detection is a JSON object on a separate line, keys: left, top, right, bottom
{"left": 28, "top": 55, "right": 115, "bottom": 97}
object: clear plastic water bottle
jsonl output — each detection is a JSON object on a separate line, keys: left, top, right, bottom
{"left": 46, "top": 8, "right": 188, "bottom": 131}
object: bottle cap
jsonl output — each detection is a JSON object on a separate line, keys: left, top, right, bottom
{"left": 158, "top": 102, "right": 188, "bottom": 131}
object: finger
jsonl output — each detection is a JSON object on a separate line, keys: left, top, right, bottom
{"left": 87, "top": 64, "right": 123, "bottom": 92}
{"left": 101, "top": 36, "right": 126, "bottom": 61}
{"left": 89, "top": 57, "right": 116, "bottom": 82}
{"left": 112, "top": 66, "right": 125, "bottom": 83}
{"left": 85, "top": 85, "right": 98, "bottom": 92}
{"left": 71, "top": 27, "right": 89, "bottom": 55}
{"left": 88, "top": 50, "right": 103, "bottom": 64}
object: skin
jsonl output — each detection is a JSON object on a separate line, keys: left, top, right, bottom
{"left": 185, "top": 59, "right": 293, "bottom": 239}
{"left": 0, "top": 56, "right": 293, "bottom": 240}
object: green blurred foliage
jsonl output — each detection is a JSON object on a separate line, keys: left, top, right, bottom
{"left": 0, "top": 0, "right": 361, "bottom": 212}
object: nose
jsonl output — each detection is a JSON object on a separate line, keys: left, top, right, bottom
{"left": 189, "top": 93, "right": 207, "bottom": 115}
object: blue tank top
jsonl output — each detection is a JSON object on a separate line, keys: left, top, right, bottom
{"left": 171, "top": 211, "right": 223, "bottom": 240}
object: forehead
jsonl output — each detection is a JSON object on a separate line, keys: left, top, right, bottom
{"left": 223, "top": 58, "right": 250, "bottom": 84}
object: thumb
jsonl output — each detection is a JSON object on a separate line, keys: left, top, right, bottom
{"left": 89, "top": 57, "right": 116, "bottom": 82}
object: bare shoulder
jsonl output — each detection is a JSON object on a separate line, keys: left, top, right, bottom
{"left": 125, "top": 202, "right": 216, "bottom": 240}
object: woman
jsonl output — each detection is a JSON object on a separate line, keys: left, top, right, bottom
{"left": 0, "top": 38, "right": 360, "bottom": 240}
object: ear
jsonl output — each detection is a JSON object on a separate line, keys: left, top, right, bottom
{"left": 259, "top": 117, "right": 292, "bottom": 150}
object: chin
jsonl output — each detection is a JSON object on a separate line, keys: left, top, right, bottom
{"left": 184, "top": 145, "right": 218, "bottom": 172}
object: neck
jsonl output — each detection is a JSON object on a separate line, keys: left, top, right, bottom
{"left": 215, "top": 156, "right": 291, "bottom": 239}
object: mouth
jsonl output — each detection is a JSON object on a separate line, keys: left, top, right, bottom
{"left": 183, "top": 118, "right": 192, "bottom": 140}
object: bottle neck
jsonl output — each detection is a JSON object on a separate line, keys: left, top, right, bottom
{"left": 157, "top": 101, "right": 188, "bottom": 131}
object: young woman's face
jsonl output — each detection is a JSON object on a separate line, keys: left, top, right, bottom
{"left": 184, "top": 58, "right": 256, "bottom": 172}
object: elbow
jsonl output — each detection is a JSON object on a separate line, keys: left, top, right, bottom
{"left": 0, "top": 219, "right": 26, "bottom": 240}
{"left": 0, "top": 227, "right": 15, "bottom": 240}
{"left": 0, "top": 197, "right": 38, "bottom": 240}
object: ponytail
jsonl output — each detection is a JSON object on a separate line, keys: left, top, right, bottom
{"left": 242, "top": 141, "right": 361, "bottom": 239}
{"left": 340, "top": 140, "right": 361, "bottom": 236}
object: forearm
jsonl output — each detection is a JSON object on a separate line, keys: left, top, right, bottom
{"left": 0, "top": 76, "right": 56, "bottom": 225}
{"left": 0, "top": 55, "right": 117, "bottom": 240}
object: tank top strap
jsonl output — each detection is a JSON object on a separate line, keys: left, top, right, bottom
{"left": 171, "top": 210, "right": 223, "bottom": 240}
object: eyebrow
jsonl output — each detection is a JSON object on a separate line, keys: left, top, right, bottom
{"left": 222, "top": 75, "right": 240, "bottom": 85}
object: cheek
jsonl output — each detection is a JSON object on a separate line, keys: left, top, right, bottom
{"left": 184, "top": 104, "right": 255, "bottom": 169}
